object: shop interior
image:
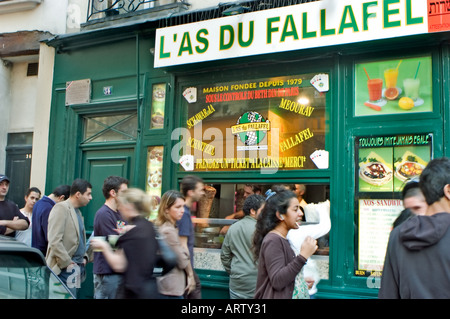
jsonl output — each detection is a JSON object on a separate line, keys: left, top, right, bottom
{"left": 191, "top": 183, "right": 330, "bottom": 256}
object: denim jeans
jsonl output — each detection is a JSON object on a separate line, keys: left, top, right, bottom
{"left": 94, "top": 274, "right": 122, "bottom": 299}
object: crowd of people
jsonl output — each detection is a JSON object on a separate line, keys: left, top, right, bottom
{"left": 0, "top": 173, "right": 207, "bottom": 299}
{"left": 0, "top": 156, "right": 449, "bottom": 299}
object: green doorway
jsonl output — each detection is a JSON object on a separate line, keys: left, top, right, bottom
{"left": 77, "top": 111, "right": 137, "bottom": 299}
{"left": 78, "top": 147, "right": 135, "bottom": 299}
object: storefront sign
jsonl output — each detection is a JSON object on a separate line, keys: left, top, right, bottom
{"left": 428, "top": 0, "right": 450, "bottom": 32}
{"left": 155, "top": 0, "right": 428, "bottom": 67}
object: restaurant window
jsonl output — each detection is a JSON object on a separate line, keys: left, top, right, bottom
{"left": 189, "top": 182, "right": 330, "bottom": 257}
{"left": 176, "top": 73, "right": 329, "bottom": 173}
{"left": 176, "top": 71, "right": 331, "bottom": 278}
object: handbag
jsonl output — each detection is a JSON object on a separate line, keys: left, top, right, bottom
{"left": 153, "top": 229, "right": 177, "bottom": 277}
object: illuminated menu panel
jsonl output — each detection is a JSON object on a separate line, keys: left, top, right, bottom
{"left": 178, "top": 73, "right": 329, "bottom": 172}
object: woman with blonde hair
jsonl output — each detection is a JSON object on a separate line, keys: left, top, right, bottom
{"left": 91, "top": 188, "right": 160, "bottom": 299}
{"left": 155, "top": 190, "right": 195, "bottom": 298}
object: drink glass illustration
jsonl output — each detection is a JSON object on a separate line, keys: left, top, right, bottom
{"left": 367, "top": 78, "right": 383, "bottom": 101}
{"left": 403, "top": 78, "right": 420, "bottom": 100}
{"left": 384, "top": 69, "right": 398, "bottom": 88}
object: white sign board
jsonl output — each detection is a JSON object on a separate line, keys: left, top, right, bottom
{"left": 358, "top": 199, "right": 403, "bottom": 272}
{"left": 155, "top": 0, "right": 428, "bottom": 67}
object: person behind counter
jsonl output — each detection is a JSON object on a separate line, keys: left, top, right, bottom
{"left": 221, "top": 194, "right": 265, "bottom": 299}
{"left": 229, "top": 184, "right": 262, "bottom": 220}
{"left": 292, "top": 184, "right": 307, "bottom": 208}
{"left": 156, "top": 190, "right": 195, "bottom": 299}
{"left": 252, "top": 189, "right": 317, "bottom": 299}
{"left": 220, "top": 184, "right": 262, "bottom": 235}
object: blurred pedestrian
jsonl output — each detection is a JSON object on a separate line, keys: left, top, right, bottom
{"left": 15, "top": 187, "right": 41, "bottom": 246}
{"left": 253, "top": 189, "right": 317, "bottom": 299}
{"left": 221, "top": 194, "right": 265, "bottom": 299}
{"left": 155, "top": 190, "right": 195, "bottom": 299}
{"left": 93, "top": 176, "right": 129, "bottom": 299}
{"left": 31, "top": 184, "right": 70, "bottom": 256}
{"left": 379, "top": 157, "right": 450, "bottom": 298}
{"left": 179, "top": 175, "right": 205, "bottom": 299}
{"left": 91, "top": 188, "right": 160, "bottom": 299}
{"left": 0, "top": 174, "right": 30, "bottom": 237}
{"left": 46, "top": 178, "right": 92, "bottom": 297}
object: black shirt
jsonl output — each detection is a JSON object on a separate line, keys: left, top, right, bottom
{"left": 0, "top": 200, "right": 30, "bottom": 237}
{"left": 116, "top": 216, "right": 159, "bottom": 299}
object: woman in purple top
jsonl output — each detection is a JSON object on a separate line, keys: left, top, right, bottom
{"left": 253, "top": 189, "right": 318, "bottom": 299}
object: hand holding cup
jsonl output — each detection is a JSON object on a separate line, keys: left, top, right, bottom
{"left": 90, "top": 236, "right": 108, "bottom": 252}
{"left": 300, "top": 236, "right": 318, "bottom": 260}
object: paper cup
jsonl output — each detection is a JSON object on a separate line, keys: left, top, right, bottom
{"left": 92, "top": 236, "right": 106, "bottom": 252}
{"left": 108, "top": 235, "right": 119, "bottom": 247}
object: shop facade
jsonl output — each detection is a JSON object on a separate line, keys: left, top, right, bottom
{"left": 46, "top": 0, "right": 450, "bottom": 298}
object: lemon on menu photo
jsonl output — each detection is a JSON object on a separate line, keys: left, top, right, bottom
{"left": 398, "top": 97, "right": 414, "bottom": 110}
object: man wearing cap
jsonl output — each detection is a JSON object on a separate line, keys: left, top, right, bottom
{"left": 0, "top": 174, "right": 30, "bottom": 236}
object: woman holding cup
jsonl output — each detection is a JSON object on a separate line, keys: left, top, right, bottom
{"left": 90, "top": 188, "right": 160, "bottom": 299}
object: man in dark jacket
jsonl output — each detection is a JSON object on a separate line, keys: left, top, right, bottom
{"left": 31, "top": 184, "right": 70, "bottom": 255}
{"left": 379, "top": 157, "right": 450, "bottom": 298}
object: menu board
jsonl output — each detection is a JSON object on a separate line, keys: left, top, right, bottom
{"left": 355, "top": 56, "right": 432, "bottom": 116}
{"left": 177, "top": 73, "right": 329, "bottom": 172}
{"left": 354, "top": 133, "right": 432, "bottom": 276}
{"left": 357, "top": 134, "right": 432, "bottom": 192}
{"left": 357, "top": 199, "right": 404, "bottom": 274}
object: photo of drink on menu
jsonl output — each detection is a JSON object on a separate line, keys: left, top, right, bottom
{"left": 354, "top": 56, "right": 433, "bottom": 116}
